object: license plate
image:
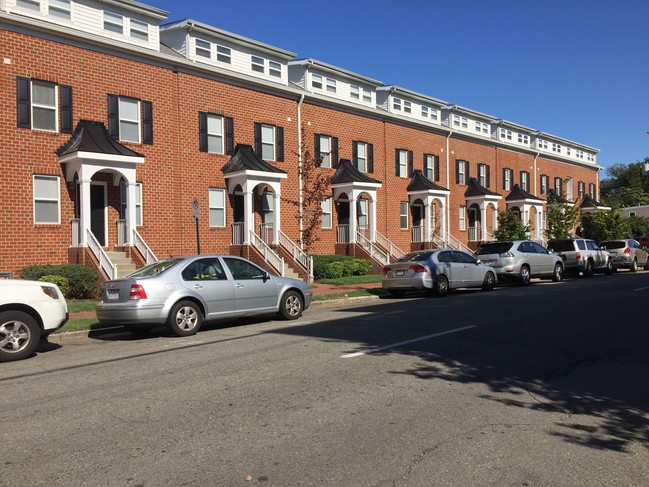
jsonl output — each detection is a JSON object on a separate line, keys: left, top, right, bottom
{"left": 395, "top": 270, "right": 405, "bottom": 276}
{"left": 107, "top": 289, "right": 119, "bottom": 300}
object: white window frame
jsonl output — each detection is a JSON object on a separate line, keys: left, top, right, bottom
{"left": 400, "top": 202, "right": 409, "bottom": 229}
{"left": 393, "top": 98, "right": 402, "bottom": 111}
{"left": 195, "top": 38, "right": 212, "bottom": 59}
{"left": 216, "top": 45, "right": 231, "bottom": 63}
{"left": 521, "top": 171, "right": 529, "bottom": 191}
{"left": 504, "top": 169, "right": 511, "bottom": 191}
{"left": 552, "top": 143, "right": 562, "bottom": 153}
{"left": 538, "top": 139, "right": 548, "bottom": 150}
{"left": 326, "top": 78, "right": 336, "bottom": 93}
{"left": 357, "top": 199, "right": 368, "bottom": 229}
{"left": 103, "top": 11, "right": 124, "bottom": 34}
{"left": 134, "top": 183, "right": 143, "bottom": 226}
{"left": 251, "top": 55, "right": 265, "bottom": 73}
{"left": 518, "top": 133, "right": 530, "bottom": 144}
{"left": 356, "top": 142, "right": 367, "bottom": 173}
{"left": 118, "top": 97, "right": 141, "bottom": 143}
{"left": 318, "top": 135, "right": 331, "bottom": 168}
{"left": 500, "top": 128, "right": 512, "bottom": 140}
{"left": 566, "top": 178, "right": 573, "bottom": 200}
{"left": 17, "top": 0, "right": 40, "bottom": 11}
{"left": 49, "top": 0, "right": 71, "bottom": 19}
{"left": 397, "top": 149, "right": 407, "bottom": 178}
{"left": 478, "top": 164, "right": 487, "bottom": 187}
{"left": 129, "top": 18, "right": 149, "bottom": 41}
{"left": 453, "top": 115, "right": 468, "bottom": 128}
{"left": 554, "top": 177, "right": 563, "bottom": 193}
{"left": 31, "top": 80, "right": 58, "bottom": 132}
{"left": 459, "top": 205, "right": 466, "bottom": 231}
{"left": 540, "top": 175, "right": 548, "bottom": 195}
{"left": 321, "top": 197, "right": 332, "bottom": 229}
{"left": 268, "top": 60, "right": 282, "bottom": 78}
{"left": 209, "top": 188, "right": 226, "bottom": 227}
{"left": 311, "top": 73, "right": 323, "bottom": 90}
{"left": 206, "top": 114, "right": 224, "bottom": 154}
{"left": 350, "top": 84, "right": 359, "bottom": 99}
{"left": 260, "top": 124, "right": 276, "bottom": 161}
{"left": 403, "top": 100, "right": 412, "bottom": 113}
{"left": 362, "top": 87, "right": 371, "bottom": 103}
{"left": 424, "top": 154, "right": 434, "bottom": 180}
{"left": 458, "top": 160, "right": 466, "bottom": 185}
{"left": 475, "top": 121, "right": 489, "bottom": 134}
{"left": 33, "top": 175, "right": 60, "bottom": 224}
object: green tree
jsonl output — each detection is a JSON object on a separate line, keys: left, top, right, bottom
{"left": 545, "top": 192, "right": 582, "bottom": 239}
{"left": 627, "top": 216, "right": 649, "bottom": 238}
{"left": 581, "top": 211, "right": 629, "bottom": 242}
{"left": 600, "top": 158, "right": 649, "bottom": 208}
{"left": 493, "top": 210, "right": 529, "bottom": 240}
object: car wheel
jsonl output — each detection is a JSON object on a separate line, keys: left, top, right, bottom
{"left": 124, "top": 324, "right": 153, "bottom": 336}
{"left": 630, "top": 258, "right": 638, "bottom": 273}
{"left": 605, "top": 259, "right": 613, "bottom": 275}
{"left": 519, "top": 265, "right": 531, "bottom": 286}
{"left": 167, "top": 300, "right": 203, "bottom": 337}
{"left": 552, "top": 263, "right": 564, "bottom": 282}
{"left": 644, "top": 259, "right": 649, "bottom": 271}
{"left": 434, "top": 275, "right": 449, "bottom": 297}
{"left": 279, "top": 290, "right": 303, "bottom": 320}
{"left": 0, "top": 310, "right": 40, "bottom": 362}
{"left": 482, "top": 272, "right": 496, "bottom": 291}
{"left": 583, "top": 260, "right": 594, "bottom": 278}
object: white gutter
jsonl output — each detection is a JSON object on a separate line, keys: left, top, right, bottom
{"left": 297, "top": 93, "right": 305, "bottom": 248}
{"left": 445, "top": 130, "right": 453, "bottom": 240}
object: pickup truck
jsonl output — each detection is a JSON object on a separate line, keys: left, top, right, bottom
{"left": 546, "top": 238, "right": 613, "bottom": 277}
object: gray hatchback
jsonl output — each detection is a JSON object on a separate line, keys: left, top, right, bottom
{"left": 475, "top": 240, "right": 564, "bottom": 285}
{"left": 96, "top": 255, "right": 312, "bottom": 336}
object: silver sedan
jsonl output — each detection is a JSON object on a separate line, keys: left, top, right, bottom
{"left": 382, "top": 249, "right": 497, "bottom": 297}
{"left": 96, "top": 255, "right": 312, "bottom": 336}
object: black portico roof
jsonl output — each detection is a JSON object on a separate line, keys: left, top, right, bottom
{"left": 330, "top": 159, "right": 381, "bottom": 185}
{"left": 221, "top": 144, "right": 286, "bottom": 174}
{"left": 581, "top": 194, "right": 606, "bottom": 208}
{"left": 546, "top": 189, "right": 570, "bottom": 204}
{"left": 465, "top": 177, "right": 501, "bottom": 198}
{"left": 56, "top": 120, "right": 143, "bottom": 157}
{"left": 407, "top": 170, "right": 449, "bottom": 192}
{"left": 506, "top": 184, "right": 541, "bottom": 201}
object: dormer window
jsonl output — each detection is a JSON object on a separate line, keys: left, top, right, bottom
{"left": 552, "top": 143, "right": 562, "bottom": 153}
{"left": 216, "top": 45, "right": 231, "bottom": 63}
{"left": 453, "top": 115, "right": 468, "bottom": 128}
{"left": 475, "top": 121, "right": 489, "bottom": 134}
{"left": 104, "top": 11, "right": 124, "bottom": 34}
{"left": 17, "top": 0, "right": 40, "bottom": 11}
{"left": 49, "top": 0, "right": 71, "bottom": 19}
{"left": 538, "top": 139, "right": 548, "bottom": 150}
{"left": 312, "top": 74, "right": 323, "bottom": 90}
{"left": 403, "top": 100, "right": 411, "bottom": 113}
{"left": 130, "top": 19, "right": 149, "bottom": 41}
{"left": 500, "top": 128, "right": 512, "bottom": 140}
{"left": 576, "top": 149, "right": 584, "bottom": 159}
{"left": 195, "top": 39, "right": 211, "bottom": 58}
{"left": 518, "top": 133, "right": 529, "bottom": 144}
{"left": 268, "top": 60, "right": 282, "bottom": 78}
{"left": 326, "top": 78, "right": 336, "bottom": 93}
{"left": 393, "top": 98, "right": 402, "bottom": 111}
{"left": 350, "top": 85, "right": 359, "bottom": 99}
{"left": 422, "top": 105, "right": 438, "bottom": 121}
{"left": 251, "top": 55, "right": 265, "bottom": 73}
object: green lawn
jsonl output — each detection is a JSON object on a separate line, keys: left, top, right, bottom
{"left": 314, "top": 274, "right": 382, "bottom": 286}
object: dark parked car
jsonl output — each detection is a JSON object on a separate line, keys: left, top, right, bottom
{"left": 475, "top": 240, "right": 563, "bottom": 285}
{"left": 97, "top": 255, "right": 312, "bottom": 336}
{"left": 382, "top": 249, "right": 497, "bottom": 297}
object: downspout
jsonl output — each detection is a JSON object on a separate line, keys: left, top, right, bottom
{"left": 445, "top": 129, "right": 453, "bottom": 240}
{"left": 297, "top": 93, "right": 305, "bottom": 248}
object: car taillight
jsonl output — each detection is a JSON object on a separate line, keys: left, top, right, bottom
{"left": 499, "top": 251, "right": 515, "bottom": 258}
{"left": 129, "top": 284, "right": 147, "bottom": 300}
{"left": 409, "top": 264, "right": 427, "bottom": 273}
{"left": 575, "top": 252, "right": 581, "bottom": 260}
{"left": 624, "top": 247, "right": 631, "bottom": 254}
{"left": 383, "top": 266, "right": 391, "bottom": 275}
{"left": 40, "top": 285, "right": 59, "bottom": 299}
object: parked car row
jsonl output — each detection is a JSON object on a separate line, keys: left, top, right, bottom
{"left": 383, "top": 237, "right": 649, "bottom": 297}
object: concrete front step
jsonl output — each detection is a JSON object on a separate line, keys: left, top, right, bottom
{"left": 106, "top": 251, "right": 137, "bottom": 279}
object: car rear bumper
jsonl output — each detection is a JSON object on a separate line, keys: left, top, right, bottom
{"left": 96, "top": 302, "right": 167, "bottom": 325}
{"left": 382, "top": 275, "right": 433, "bottom": 290}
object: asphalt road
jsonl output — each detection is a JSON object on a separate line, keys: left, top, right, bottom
{"left": 2, "top": 271, "right": 649, "bottom": 487}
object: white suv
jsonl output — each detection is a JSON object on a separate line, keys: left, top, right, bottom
{"left": 0, "top": 279, "right": 68, "bottom": 362}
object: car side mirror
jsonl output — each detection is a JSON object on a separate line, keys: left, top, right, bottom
{"left": 475, "top": 259, "right": 482, "bottom": 265}
{"left": 548, "top": 248, "right": 554, "bottom": 253}
{"left": 263, "top": 271, "right": 271, "bottom": 282}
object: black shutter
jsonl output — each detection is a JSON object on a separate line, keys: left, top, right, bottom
{"left": 367, "top": 143, "right": 373, "bottom": 173}
{"left": 17, "top": 77, "right": 31, "bottom": 128}
{"left": 502, "top": 169, "right": 507, "bottom": 190}
{"left": 331, "top": 137, "right": 339, "bottom": 167}
{"left": 465, "top": 161, "right": 470, "bottom": 182}
{"left": 142, "top": 100, "right": 153, "bottom": 144}
{"left": 314, "top": 134, "right": 321, "bottom": 161}
{"left": 107, "top": 94, "right": 119, "bottom": 138}
{"left": 254, "top": 122, "right": 262, "bottom": 155}
{"left": 276, "top": 125, "right": 284, "bottom": 162}
{"left": 456, "top": 160, "right": 460, "bottom": 184}
{"left": 352, "top": 141, "right": 359, "bottom": 169}
{"left": 60, "top": 85, "right": 73, "bottom": 134}
{"left": 225, "top": 117, "right": 234, "bottom": 154}
{"left": 395, "top": 149, "right": 400, "bottom": 176}
{"left": 486, "top": 165, "right": 491, "bottom": 188}
{"left": 408, "top": 150, "right": 413, "bottom": 177}
{"left": 198, "top": 112, "right": 208, "bottom": 152}
{"left": 434, "top": 156, "right": 440, "bottom": 182}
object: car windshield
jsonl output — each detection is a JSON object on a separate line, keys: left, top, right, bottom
{"left": 125, "top": 258, "right": 183, "bottom": 278}
{"left": 395, "top": 251, "right": 434, "bottom": 262}
{"left": 547, "top": 240, "right": 574, "bottom": 252}
{"left": 476, "top": 242, "right": 512, "bottom": 255}
{"left": 600, "top": 241, "right": 625, "bottom": 249}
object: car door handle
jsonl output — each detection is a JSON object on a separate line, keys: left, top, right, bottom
{"left": 236, "top": 283, "right": 244, "bottom": 288}
{"left": 194, "top": 284, "right": 203, "bottom": 290}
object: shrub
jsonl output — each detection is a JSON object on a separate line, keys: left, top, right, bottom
{"left": 312, "top": 255, "right": 372, "bottom": 279}
{"left": 19, "top": 264, "right": 99, "bottom": 299}
{"left": 39, "top": 274, "right": 70, "bottom": 297}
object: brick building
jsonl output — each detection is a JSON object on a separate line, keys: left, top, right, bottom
{"left": 0, "top": 0, "right": 603, "bottom": 280}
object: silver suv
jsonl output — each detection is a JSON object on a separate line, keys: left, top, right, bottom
{"left": 546, "top": 238, "right": 613, "bottom": 277}
{"left": 475, "top": 240, "right": 564, "bottom": 285}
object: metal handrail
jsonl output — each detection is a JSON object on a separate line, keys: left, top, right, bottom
{"left": 356, "top": 230, "right": 390, "bottom": 266}
{"left": 432, "top": 231, "right": 473, "bottom": 254}
{"left": 86, "top": 230, "right": 117, "bottom": 279}
{"left": 250, "top": 230, "right": 284, "bottom": 276}
{"left": 279, "top": 230, "right": 313, "bottom": 279}
{"left": 133, "top": 229, "right": 158, "bottom": 265}
{"left": 375, "top": 231, "right": 405, "bottom": 260}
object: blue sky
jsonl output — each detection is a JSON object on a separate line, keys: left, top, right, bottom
{"left": 152, "top": 0, "right": 649, "bottom": 175}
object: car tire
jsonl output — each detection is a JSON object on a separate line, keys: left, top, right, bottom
{"left": 552, "top": 263, "right": 564, "bottom": 282}
{"left": 482, "top": 272, "right": 496, "bottom": 291}
{"left": 630, "top": 258, "right": 638, "bottom": 273}
{"left": 167, "top": 300, "right": 203, "bottom": 337}
{"left": 605, "top": 259, "right": 613, "bottom": 275}
{"left": 583, "top": 260, "right": 594, "bottom": 278}
{"left": 434, "top": 275, "right": 449, "bottom": 297}
{"left": 519, "top": 265, "right": 531, "bottom": 286}
{"left": 279, "top": 290, "right": 303, "bottom": 320}
{"left": 644, "top": 259, "right": 649, "bottom": 271}
{"left": 0, "top": 310, "right": 41, "bottom": 362}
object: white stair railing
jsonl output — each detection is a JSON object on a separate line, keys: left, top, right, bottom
{"left": 432, "top": 232, "right": 473, "bottom": 255}
{"left": 356, "top": 230, "right": 390, "bottom": 266}
{"left": 250, "top": 230, "right": 284, "bottom": 276}
{"left": 133, "top": 229, "right": 158, "bottom": 265}
{"left": 375, "top": 231, "right": 405, "bottom": 260}
{"left": 279, "top": 230, "right": 313, "bottom": 279}
{"left": 86, "top": 230, "right": 117, "bottom": 279}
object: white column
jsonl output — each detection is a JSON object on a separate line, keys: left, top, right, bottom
{"left": 369, "top": 196, "right": 377, "bottom": 242}
{"left": 441, "top": 198, "right": 447, "bottom": 241}
{"left": 272, "top": 191, "right": 280, "bottom": 245}
{"left": 349, "top": 196, "right": 357, "bottom": 244}
{"left": 79, "top": 178, "right": 91, "bottom": 246}
{"left": 243, "top": 191, "right": 253, "bottom": 245}
{"left": 480, "top": 202, "right": 487, "bottom": 241}
{"left": 126, "top": 181, "right": 137, "bottom": 246}
{"left": 424, "top": 198, "right": 431, "bottom": 243}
